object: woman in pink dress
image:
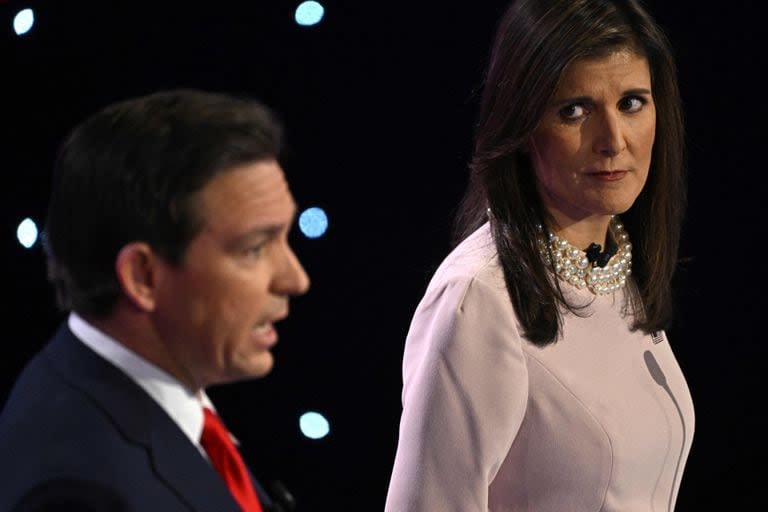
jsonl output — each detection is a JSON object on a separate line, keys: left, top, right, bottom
{"left": 385, "top": 0, "right": 693, "bottom": 510}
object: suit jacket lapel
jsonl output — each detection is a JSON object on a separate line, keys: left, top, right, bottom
{"left": 45, "top": 324, "right": 241, "bottom": 512}
{"left": 148, "top": 409, "right": 241, "bottom": 511}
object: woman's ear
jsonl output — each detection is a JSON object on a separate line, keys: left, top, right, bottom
{"left": 114, "top": 242, "right": 160, "bottom": 312}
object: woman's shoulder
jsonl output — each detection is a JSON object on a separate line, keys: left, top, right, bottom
{"left": 431, "top": 222, "right": 501, "bottom": 288}
{"left": 406, "top": 222, "right": 524, "bottom": 360}
{"left": 419, "top": 222, "right": 510, "bottom": 313}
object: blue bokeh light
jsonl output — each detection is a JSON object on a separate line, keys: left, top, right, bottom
{"left": 295, "top": 1, "right": 324, "bottom": 26}
{"left": 13, "top": 9, "right": 35, "bottom": 36}
{"left": 299, "top": 207, "right": 328, "bottom": 239}
{"left": 299, "top": 411, "right": 330, "bottom": 440}
{"left": 17, "top": 218, "right": 38, "bottom": 249}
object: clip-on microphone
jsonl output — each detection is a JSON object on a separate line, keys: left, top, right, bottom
{"left": 584, "top": 236, "right": 618, "bottom": 268}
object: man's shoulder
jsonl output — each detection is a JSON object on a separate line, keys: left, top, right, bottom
{"left": 0, "top": 364, "right": 203, "bottom": 511}
{"left": 0, "top": 347, "right": 142, "bottom": 510}
{"left": 0, "top": 340, "right": 135, "bottom": 461}
{"left": 1, "top": 324, "right": 148, "bottom": 443}
{"left": 0, "top": 328, "right": 257, "bottom": 512}
{"left": 0, "top": 341, "right": 70, "bottom": 432}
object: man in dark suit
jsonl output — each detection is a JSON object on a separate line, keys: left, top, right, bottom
{"left": 0, "top": 90, "right": 310, "bottom": 511}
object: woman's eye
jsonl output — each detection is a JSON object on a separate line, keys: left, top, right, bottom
{"left": 559, "top": 104, "right": 587, "bottom": 121}
{"left": 620, "top": 96, "right": 647, "bottom": 113}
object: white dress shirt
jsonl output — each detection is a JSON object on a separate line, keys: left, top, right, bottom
{"left": 68, "top": 312, "right": 215, "bottom": 454}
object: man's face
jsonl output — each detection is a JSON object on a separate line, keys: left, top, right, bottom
{"left": 153, "top": 159, "right": 309, "bottom": 389}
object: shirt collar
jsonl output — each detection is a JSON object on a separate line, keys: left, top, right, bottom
{"left": 68, "top": 312, "right": 210, "bottom": 447}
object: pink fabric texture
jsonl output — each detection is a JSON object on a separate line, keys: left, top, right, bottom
{"left": 386, "top": 224, "right": 694, "bottom": 511}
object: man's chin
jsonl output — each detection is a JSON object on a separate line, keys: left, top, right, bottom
{"left": 238, "top": 352, "right": 275, "bottom": 380}
{"left": 205, "top": 354, "right": 275, "bottom": 388}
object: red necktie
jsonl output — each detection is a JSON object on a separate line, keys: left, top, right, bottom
{"left": 200, "top": 407, "right": 264, "bottom": 512}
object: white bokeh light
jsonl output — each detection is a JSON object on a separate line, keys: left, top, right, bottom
{"left": 299, "top": 411, "right": 330, "bottom": 439}
{"left": 298, "top": 207, "right": 328, "bottom": 239}
{"left": 13, "top": 9, "right": 35, "bottom": 36}
{"left": 295, "top": 1, "right": 324, "bottom": 27}
{"left": 17, "top": 218, "right": 39, "bottom": 249}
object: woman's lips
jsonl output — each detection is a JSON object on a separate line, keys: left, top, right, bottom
{"left": 587, "top": 170, "right": 628, "bottom": 182}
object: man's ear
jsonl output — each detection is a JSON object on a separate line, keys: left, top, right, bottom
{"left": 114, "top": 242, "right": 161, "bottom": 312}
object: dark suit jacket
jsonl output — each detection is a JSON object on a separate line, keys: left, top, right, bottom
{"left": 0, "top": 324, "right": 278, "bottom": 511}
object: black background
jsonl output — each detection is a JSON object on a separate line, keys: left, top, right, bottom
{"left": 1, "top": 0, "right": 766, "bottom": 509}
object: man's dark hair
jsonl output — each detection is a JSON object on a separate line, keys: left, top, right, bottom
{"left": 44, "top": 89, "right": 283, "bottom": 318}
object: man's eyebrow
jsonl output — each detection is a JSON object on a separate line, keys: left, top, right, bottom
{"left": 238, "top": 207, "right": 298, "bottom": 241}
{"left": 239, "top": 223, "right": 289, "bottom": 241}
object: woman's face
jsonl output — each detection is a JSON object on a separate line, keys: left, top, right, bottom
{"left": 529, "top": 49, "right": 656, "bottom": 225}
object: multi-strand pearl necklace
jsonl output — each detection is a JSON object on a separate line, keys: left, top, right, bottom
{"left": 538, "top": 217, "right": 633, "bottom": 295}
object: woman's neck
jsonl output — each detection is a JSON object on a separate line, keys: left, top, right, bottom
{"left": 545, "top": 212, "right": 613, "bottom": 251}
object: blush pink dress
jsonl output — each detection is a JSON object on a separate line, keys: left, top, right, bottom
{"left": 385, "top": 223, "right": 694, "bottom": 511}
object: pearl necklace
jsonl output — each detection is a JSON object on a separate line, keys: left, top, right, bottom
{"left": 537, "top": 217, "right": 633, "bottom": 295}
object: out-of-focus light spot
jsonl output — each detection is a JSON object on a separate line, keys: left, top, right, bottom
{"left": 13, "top": 9, "right": 35, "bottom": 36}
{"left": 299, "top": 411, "right": 330, "bottom": 439}
{"left": 299, "top": 207, "right": 328, "bottom": 239}
{"left": 17, "top": 218, "right": 38, "bottom": 249}
{"left": 295, "top": 1, "right": 324, "bottom": 26}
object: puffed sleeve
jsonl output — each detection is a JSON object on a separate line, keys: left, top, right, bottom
{"left": 385, "top": 273, "right": 529, "bottom": 511}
